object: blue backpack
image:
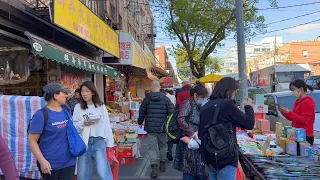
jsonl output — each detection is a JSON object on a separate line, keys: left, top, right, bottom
{"left": 63, "top": 107, "right": 86, "bottom": 157}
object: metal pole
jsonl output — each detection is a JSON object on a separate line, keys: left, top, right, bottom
{"left": 236, "top": 0, "right": 248, "bottom": 110}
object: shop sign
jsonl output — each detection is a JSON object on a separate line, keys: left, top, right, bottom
{"left": 116, "top": 32, "right": 154, "bottom": 69}
{"left": 30, "top": 39, "right": 118, "bottom": 77}
{"left": 53, "top": 0, "right": 120, "bottom": 58}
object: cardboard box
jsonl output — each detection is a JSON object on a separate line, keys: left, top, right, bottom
{"left": 284, "top": 126, "right": 292, "bottom": 138}
{"left": 295, "top": 128, "right": 306, "bottom": 142}
{"left": 255, "top": 119, "right": 262, "bottom": 129}
{"left": 255, "top": 94, "right": 265, "bottom": 106}
{"left": 254, "top": 113, "right": 265, "bottom": 120}
{"left": 118, "top": 142, "right": 138, "bottom": 158}
{"left": 117, "top": 157, "right": 136, "bottom": 166}
{"left": 260, "top": 119, "right": 270, "bottom": 133}
{"left": 253, "top": 105, "right": 268, "bottom": 113}
{"left": 279, "top": 137, "right": 288, "bottom": 153}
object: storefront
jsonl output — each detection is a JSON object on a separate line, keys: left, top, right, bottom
{"left": 107, "top": 31, "right": 159, "bottom": 99}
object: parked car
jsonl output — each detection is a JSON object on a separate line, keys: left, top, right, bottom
{"left": 264, "top": 90, "right": 320, "bottom": 132}
{"left": 305, "top": 76, "right": 320, "bottom": 90}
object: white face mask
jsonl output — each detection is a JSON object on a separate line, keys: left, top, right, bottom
{"left": 292, "top": 89, "right": 300, "bottom": 98}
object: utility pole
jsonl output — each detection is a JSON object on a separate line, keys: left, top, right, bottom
{"left": 236, "top": 0, "right": 248, "bottom": 111}
{"left": 274, "top": 35, "right": 277, "bottom": 65}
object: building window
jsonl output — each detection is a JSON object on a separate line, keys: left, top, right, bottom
{"left": 254, "top": 48, "right": 260, "bottom": 52}
{"left": 286, "top": 52, "right": 290, "bottom": 60}
{"left": 128, "top": 24, "right": 132, "bottom": 34}
{"left": 110, "top": 4, "right": 116, "bottom": 21}
{"left": 119, "top": 15, "right": 122, "bottom": 29}
{"left": 303, "top": 50, "right": 308, "bottom": 58}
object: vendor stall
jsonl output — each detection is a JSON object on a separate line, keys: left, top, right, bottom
{"left": 236, "top": 101, "right": 320, "bottom": 179}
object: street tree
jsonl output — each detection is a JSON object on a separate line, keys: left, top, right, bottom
{"left": 175, "top": 47, "right": 221, "bottom": 80}
{"left": 151, "top": 0, "right": 277, "bottom": 78}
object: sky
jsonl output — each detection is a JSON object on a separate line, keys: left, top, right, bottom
{"left": 152, "top": 0, "right": 320, "bottom": 75}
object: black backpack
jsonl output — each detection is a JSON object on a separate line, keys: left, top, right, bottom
{"left": 202, "top": 99, "right": 236, "bottom": 171}
{"left": 27, "top": 105, "right": 71, "bottom": 142}
{"left": 27, "top": 108, "right": 48, "bottom": 142}
{"left": 166, "top": 101, "right": 193, "bottom": 143}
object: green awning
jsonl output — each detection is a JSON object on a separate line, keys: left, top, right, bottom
{"left": 29, "top": 38, "right": 118, "bottom": 77}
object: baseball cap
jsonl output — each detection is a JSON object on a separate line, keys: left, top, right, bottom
{"left": 43, "top": 83, "right": 71, "bottom": 95}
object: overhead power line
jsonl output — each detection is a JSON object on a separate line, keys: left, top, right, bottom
{"left": 266, "top": 10, "right": 320, "bottom": 25}
{"left": 132, "top": 1, "right": 320, "bottom": 12}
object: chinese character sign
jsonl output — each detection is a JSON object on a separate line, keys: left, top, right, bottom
{"left": 53, "top": 0, "right": 120, "bottom": 58}
{"left": 119, "top": 33, "right": 133, "bottom": 65}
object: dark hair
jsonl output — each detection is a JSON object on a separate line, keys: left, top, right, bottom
{"left": 210, "top": 77, "right": 239, "bottom": 99}
{"left": 44, "top": 91, "right": 61, "bottom": 102}
{"left": 165, "top": 89, "right": 173, "bottom": 95}
{"left": 75, "top": 88, "right": 80, "bottom": 93}
{"left": 79, "top": 81, "right": 104, "bottom": 109}
{"left": 290, "top": 79, "right": 314, "bottom": 92}
{"left": 190, "top": 81, "right": 208, "bottom": 98}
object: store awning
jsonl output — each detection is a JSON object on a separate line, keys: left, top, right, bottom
{"left": 25, "top": 32, "right": 118, "bottom": 77}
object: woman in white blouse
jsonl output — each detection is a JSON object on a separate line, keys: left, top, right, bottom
{"left": 73, "top": 81, "right": 114, "bottom": 180}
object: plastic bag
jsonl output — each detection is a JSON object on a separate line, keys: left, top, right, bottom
{"left": 107, "top": 148, "right": 119, "bottom": 180}
{"left": 236, "top": 162, "right": 245, "bottom": 180}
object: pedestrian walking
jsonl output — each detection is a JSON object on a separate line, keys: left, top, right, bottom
{"left": 68, "top": 88, "right": 80, "bottom": 114}
{"left": 138, "top": 80, "right": 174, "bottom": 178}
{"left": 0, "top": 135, "right": 19, "bottom": 180}
{"left": 165, "top": 89, "right": 176, "bottom": 105}
{"left": 173, "top": 82, "right": 208, "bottom": 180}
{"left": 28, "top": 83, "right": 76, "bottom": 180}
{"left": 176, "top": 78, "right": 192, "bottom": 109}
{"left": 198, "top": 77, "right": 255, "bottom": 180}
{"left": 73, "top": 81, "right": 114, "bottom": 180}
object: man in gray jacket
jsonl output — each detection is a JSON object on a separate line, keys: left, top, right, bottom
{"left": 138, "top": 80, "right": 174, "bottom": 178}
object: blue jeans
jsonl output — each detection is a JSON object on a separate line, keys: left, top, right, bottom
{"left": 77, "top": 137, "right": 112, "bottom": 180}
{"left": 208, "top": 165, "right": 236, "bottom": 180}
{"left": 183, "top": 173, "right": 203, "bottom": 180}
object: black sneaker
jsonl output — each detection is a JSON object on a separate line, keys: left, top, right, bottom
{"left": 150, "top": 164, "right": 158, "bottom": 178}
{"left": 160, "top": 161, "right": 166, "bottom": 172}
{"left": 167, "top": 152, "right": 173, "bottom": 161}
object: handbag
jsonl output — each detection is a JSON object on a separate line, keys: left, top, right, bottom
{"left": 63, "top": 107, "right": 87, "bottom": 157}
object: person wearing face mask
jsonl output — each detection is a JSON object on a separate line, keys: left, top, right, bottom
{"left": 279, "top": 79, "right": 315, "bottom": 147}
{"left": 198, "top": 77, "right": 255, "bottom": 180}
{"left": 173, "top": 81, "right": 208, "bottom": 180}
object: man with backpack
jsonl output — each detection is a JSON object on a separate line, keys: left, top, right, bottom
{"left": 138, "top": 80, "right": 174, "bottom": 178}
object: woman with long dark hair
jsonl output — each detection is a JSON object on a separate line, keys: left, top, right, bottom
{"left": 198, "top": 77, "right": 255, "bottom": 180}
{"left": 73, "top": 81, "right": 113, "bottom": 180}
{"left": 28, "top": 83, "right": 76, "bottom": 180}
{"left": 279, "top": 79, "right": 315, "bottom": 146}
{"left": 173, "top": 81, "right": 208, "bottom": 180}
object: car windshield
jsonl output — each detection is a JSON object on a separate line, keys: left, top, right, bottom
{"left": 277, "top": 93, "right": 320, "bottom": 113}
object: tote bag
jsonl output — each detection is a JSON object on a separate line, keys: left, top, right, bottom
{"left": 63, "top": 108, "right": 86, "bottom": 157}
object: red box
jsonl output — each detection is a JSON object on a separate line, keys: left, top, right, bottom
{"left": 117, "top": 157, "right": 136, "bottom": 166}
{"left": 255, "top": 113, "right": 265, "bottom": 120}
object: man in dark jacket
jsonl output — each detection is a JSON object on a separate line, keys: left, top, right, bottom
{"left": 138, "top": 80, "right": 174, "bottom": 178}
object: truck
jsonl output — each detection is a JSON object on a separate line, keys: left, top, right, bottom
{"left": 249, "top": 64, "right": 311, "bottom": 93}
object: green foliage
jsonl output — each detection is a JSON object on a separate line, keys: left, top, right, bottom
{"left": 151, "top": 0, "right": 277, "bottom": 78}
{"left": 175, "top": 47, "right": 221, "bottom": 80}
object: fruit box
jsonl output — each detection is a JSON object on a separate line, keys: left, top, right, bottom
{"left": 117, "top": 157, "right": 136, "bottom": 166}
{"left": 117, "top": 142, "right": 138, "bottom": 158}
